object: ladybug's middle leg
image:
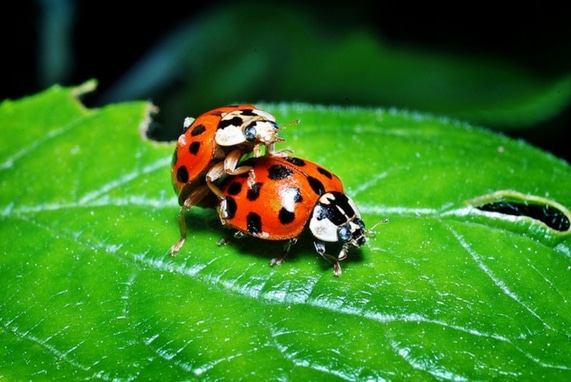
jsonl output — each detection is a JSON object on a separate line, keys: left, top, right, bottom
{"left": 270, "top": 238, "right": 298, "bottom": 267}
{"left": 222, "top": 148, "right": 254, "bottom": 177}
{"left": 205, "top": 149, "right": 254, "bottom": 199}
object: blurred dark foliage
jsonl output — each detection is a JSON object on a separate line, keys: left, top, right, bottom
{"left": 3, "top": 1, "right": 570, "bottom": 161}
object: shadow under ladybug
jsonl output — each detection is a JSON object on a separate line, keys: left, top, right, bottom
{"left": 217, "top": 223, "right": 369, "bottom": 274}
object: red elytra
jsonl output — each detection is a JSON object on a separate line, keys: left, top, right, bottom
{"left": 170, "top": 105, "right": 284, "bottom": 254}
{"left": 217, "top": 155, "right": 368, "bottom": 276}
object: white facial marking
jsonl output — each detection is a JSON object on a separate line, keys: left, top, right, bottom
{"left": 309, "top": 202, "right": 340, "bottom": 243}
{"left": 215, "top": 125, "right": 246, "bottom": 146}
{"left": 252, "top": 109, "right": 276, "bottom": 122}
{"left": 253, "top": 121, "right": 279, "bottom": 144}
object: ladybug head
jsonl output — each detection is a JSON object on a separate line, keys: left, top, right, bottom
{"left": 243, "top": 119, "right": 282, "bottom": 145}
{"left": 309, "top": 192, "right": 368, "bottom": 276}
{"left": 309, "top": 192, "right": 368, "bottom": 250}
{"left": 215, "top": 108, "right": 282, "bottom": 148}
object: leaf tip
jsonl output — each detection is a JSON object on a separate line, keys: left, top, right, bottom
{"left": 139, "top": 102, "right": 160, "bottom": 141}
{"left": 71, "top": 79, "right": 98, "bottom": 99}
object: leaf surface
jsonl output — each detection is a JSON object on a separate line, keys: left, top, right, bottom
{"left": 1, "top": 84, "right": 571, "bottom": 380}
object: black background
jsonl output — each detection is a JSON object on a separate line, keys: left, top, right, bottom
{"left": 3, "top": 1, "right": 570, "bottom": 161}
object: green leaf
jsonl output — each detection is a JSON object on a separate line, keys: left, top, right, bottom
{"left": 2, "top": 84, "right": 571, "bottom": 380}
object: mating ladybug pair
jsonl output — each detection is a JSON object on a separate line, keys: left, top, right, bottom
{"left": 170, "top": 105, "right": 371, "bottom": 276}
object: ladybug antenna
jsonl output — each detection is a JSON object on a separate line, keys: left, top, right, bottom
{"left": 266, "top": 119, "right": 300, "bottom": 155}
{"left": 366, "top": 218, "right": 389, "bottom": 237}
{"left": 279, "top": 118, "right": 300, "bottom": 132}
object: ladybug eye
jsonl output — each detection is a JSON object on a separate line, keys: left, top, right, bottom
{"left": 244, "top": 123, "right": 257, "bottom": 142}
{"left": 338, "top": 225, "right": 352, "bottom": 242}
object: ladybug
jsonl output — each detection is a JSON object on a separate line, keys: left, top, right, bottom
{"left": 170, "top": 105, "right": 285, "bottom": 254}
{"left": 217, "top": 156, "right": 369, "bottom": 276}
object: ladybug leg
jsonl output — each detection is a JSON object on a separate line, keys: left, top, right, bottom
{"left": 216, "top": 231, "right": 246, "bottom": 247}
{"left": 234, "top": 231, "right": 248, "bottom": 239}
{"left": 253, "top": 141, "right": 283, "bottom": 157}
{"left": 206, "top": 149, "right": 254, "bottom": 199}
{"left": 314, "top": 240, "right": 342, "bottom": 277}
{"left": 216, "top": 237, "right": 230, "bottom": 246}
{"left": 259, "top": 141, "right": 293, "bottom": 158}
{"left": 270, "top": 238, "right": 297, "bottom": 267}
{"left": 169, "top": 208, "right": 188, "bottom": 255}
{"left": 223, "top": 149, "right": 251, "bottom": 175}
{"left": 222, "top": 148, "right": 257, "bottom": 189}
{"left": 258, "top": 118, "right": 297, "bottom": 156}
{"left": 338, "top": 243, "right": 349, "bottom": 261}
{"left": 246, "top": 169, "right": 256, "bottom": 189}
{"left": 224, "top": 149, "right": 254, "bottom": 176}
{"left": 170, "top": 185, "right": 211, "bottom": 255}
{"left": 253, "top": 143, "right": 265, "bottom": 157}
{"left": 205, "top": 162, "right": 226, "bottom": 200}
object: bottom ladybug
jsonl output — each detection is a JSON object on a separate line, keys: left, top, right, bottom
{"left": 217, "top": 155, "right": 369, "bottom": 276}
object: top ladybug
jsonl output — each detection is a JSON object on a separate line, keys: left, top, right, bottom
{"left": 170, "top": 105, "right": 286, "bottom": 254}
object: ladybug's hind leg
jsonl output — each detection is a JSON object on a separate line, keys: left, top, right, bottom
{"left": 314, "top": 240, "right": 342, "bottom": 277}
{"left": 270, "top": 238, "right": 298, "bottom": 267}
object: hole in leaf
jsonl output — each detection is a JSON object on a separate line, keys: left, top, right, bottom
{"left": 477, "top": 202, "right": 569, "bottom": 231}
{"left": 468, "top": 190, "right": 571, "bottom": 232}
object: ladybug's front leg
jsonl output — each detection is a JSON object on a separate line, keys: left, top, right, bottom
{"left": 223, "top": 149, "right": 254, "bottom": 176}
{"left": 314, "top": 240, "right": 342, "bottom": 277}
{"left": 253, "top": 143, "right": 266, "bottom": 158}
{"left": 261, "top": 142, "right": 293, "bottom": 158}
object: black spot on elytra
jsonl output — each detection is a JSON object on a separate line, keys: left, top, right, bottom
{"left": 277, "top": 187, "right": 302, "bottom": 225}
{"left": 268, "top": 165, "right": 293, "bottom": 180}
{"left": 284, "top": 157, "right": 305, "bottom": 167}
{"left": 227, "top": 182, "right": 242, "bottom": 196}
{"left": 177, "top": 166, "right": 189, "bottom": 183}
{"left": 191, "top": 124, "right": 206, "bottom": 136}
{"left": 307, "top": 176, "right": 325, "bottom": 195}
{"left": 189, "top": 141, "right": 201, "bottom": 155}
{"left": 278, "top": 208, "right": 295, "bottom": 224}
{"left": 224, "top": 196, "right": 237, "bottom": 219}
{"left": 247, "top": 183, "right": 263, "bottom": 201}
{"left": 218, "top": 116, "right": 244, "bottom": 129}
{"left": 317, "top": 167, "right": 333, "bottom": 179}
{"left": 247, "top": 212, "right": 262, "bottom": 234}
{"left": 238, "top": 109, "right": 257, "bottom": 117}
